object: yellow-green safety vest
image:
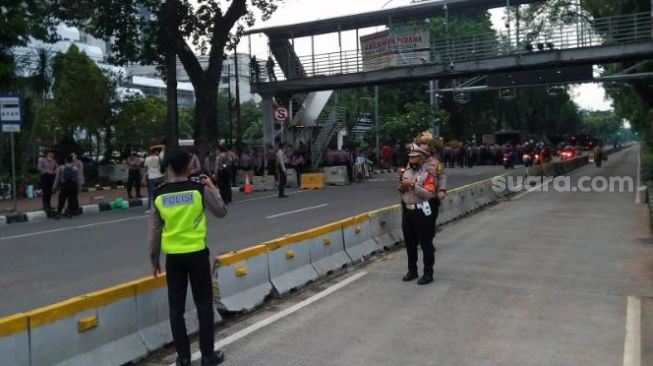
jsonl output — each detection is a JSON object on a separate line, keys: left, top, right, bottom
{"left": 154, "top": 183, "right": 206, "bottom": 254}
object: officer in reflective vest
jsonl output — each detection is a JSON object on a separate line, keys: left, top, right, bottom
{"left": 399, "top": 145, "right": 438, "bottom": 285}
{"left": 148, "top": 149, "right": 227, "bottom": 366}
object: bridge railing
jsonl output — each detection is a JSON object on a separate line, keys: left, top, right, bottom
{"left": 252, "top": 12, "right": 652, "bottom": 84}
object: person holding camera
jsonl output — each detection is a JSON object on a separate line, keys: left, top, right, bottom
{"left": 148, "top": 149, "right": 227, "bottom": 366}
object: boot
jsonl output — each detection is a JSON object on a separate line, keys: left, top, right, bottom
{"left": 417, "top": 274, "right": 433, "bottom": 285}
{"left": 402, "top": 271, "right": 419, "bottom": 282}
{"left": 201, "top": 350, "right": 225, "bottom": 366}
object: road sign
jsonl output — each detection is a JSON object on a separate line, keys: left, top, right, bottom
{"left": 0, "top": 95, "right": 22, "bottom": 132}
{"left": 274, "top": 105, "right": 289, "bottom": 123}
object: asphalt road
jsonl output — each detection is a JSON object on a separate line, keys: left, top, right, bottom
{"left": 145, "top": 146, "right": 653, "bottom": 366}
{"left": 0, "top": 164, "right": 513, "bottom": 316}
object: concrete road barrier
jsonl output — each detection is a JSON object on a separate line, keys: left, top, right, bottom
{"left": 324, "top": 166, "right": 349, "bottom": 186}
{"left": 0, "top": 314, "right": 29, "bottom": 366}
{"left": 215, "top": 245, "right": 272, "bottom": 313}
{"left": 300, "top": 173, "right": 325, "bottom": 190}
{"left": 342, "top": 214, "right": 379, "bottom": 262}
{"left": 285, "top": 168, "right": 299, "bottom": 188}
{"left": 305, "top": 222, "right": 353, "bottom": 276}
{"left": 265, "top": 235, "right": 320, "bottom": 296}
{"left": 27, "top": 282, "right": 146, "bottom": 366}
{"left": 253, "top": 175, "right": 276, "bottom": 191}
{"left": 368, "top": 206, "right": 401, "bottom": 249}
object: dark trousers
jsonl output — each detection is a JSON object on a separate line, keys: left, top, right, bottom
{"left": 217, "top": 170, "right": 232, "bottom": 203}
{"left": 165, "top": 248, "right": 214, "bottom": 360}
{"left": 277, "top": 169, "right": 287, "bottom": 197}
{"left": 127, "top": 169, "right": 141, "bottom": 198}
{"left": 40, "top": 173, "right": 55, "bottom": 211}
{"left": 57, "top": 184, "right": 79, "bottom": 215}
{"left": 402, "top": 207, "right": 436, "bottom": 276}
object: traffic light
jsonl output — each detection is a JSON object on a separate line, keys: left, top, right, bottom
{"left": 488, "top": 65, "right": 593, "bottom": 87}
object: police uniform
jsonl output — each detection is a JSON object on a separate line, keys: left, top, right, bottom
{"left": 148, "top": 177, "right": 226, "bottom": 364}
{"left": 424, "top": 155, "right": 447, "bottom": 225}
{"left": 400, "top": 147, "right": 437, "bottom": 284}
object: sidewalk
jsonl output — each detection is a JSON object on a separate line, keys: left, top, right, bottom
{"left": 0, "top": 187, "right": 133, "bottom": 214}
{"left": 147, "top": 147, "right": 653, "bottom": 366}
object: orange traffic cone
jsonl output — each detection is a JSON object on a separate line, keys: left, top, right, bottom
{"left": 244, "top": 174, "right": 253, "bottom": 194}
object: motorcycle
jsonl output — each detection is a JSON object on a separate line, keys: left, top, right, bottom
{"left": 503, "top": 152, "right": 514, "bottom": 169}
{"left": 522, "top": 153, "right": 533, "bottom": 167}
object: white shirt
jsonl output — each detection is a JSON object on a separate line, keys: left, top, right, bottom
{"left": 144, "top": 153, "right": 164, "bottom": 180}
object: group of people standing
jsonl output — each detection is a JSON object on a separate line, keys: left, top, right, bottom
{"left": 37, "top": 151, "right": 85, "bottom": 219}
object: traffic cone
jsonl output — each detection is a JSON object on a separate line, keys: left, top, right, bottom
{"left": 244, "top": 174, "right": 253, "bottom": 194}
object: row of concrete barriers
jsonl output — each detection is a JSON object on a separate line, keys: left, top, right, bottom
{"left": 1, "top": 153, "right": 611, "bottom": 366}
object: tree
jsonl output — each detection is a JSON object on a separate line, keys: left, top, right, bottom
{"left": 369, "top": 102, "right": 450, "bottom": 147}
{"left": 51, "top": 45, "right": 113, "bottom": 143}
{"left": 112, "top": 95, "right": 167, "bottom": 154}
{"left": 0, "top": 1, "right": 56, "bottom": 89}
{"left": 55, "top": 0, "right": 280, "bottom": 161}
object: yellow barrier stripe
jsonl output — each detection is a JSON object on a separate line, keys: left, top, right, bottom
{"left": 1, "top": 171, "right": 512, "bottom": 331}
{"left": 134, "top": 275, "right": 168, "bottom": 295}
{"left": 0, "top": 313, "right": 28, "bottom": 337}
{"left": 217, "top": 244, "right": 268, "bottom": 266}
{"left": 28, "top": 282, "right": 135, "bottom": 328}
{"left": 77, "top": 315, "right": 99, "bottom": 333}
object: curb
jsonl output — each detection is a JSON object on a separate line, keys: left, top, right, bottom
{"left": 80, "top": 185, "right": 126, "bottom": 193}
{"left": 0, "top": 198, "right": 148, "bottom": 226}
{"left": 373, "top": 168, "right": 399, "bottom": 174}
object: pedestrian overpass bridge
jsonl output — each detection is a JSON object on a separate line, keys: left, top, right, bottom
{"left": 245, "top": 0, "right": 653, "bottom": 146}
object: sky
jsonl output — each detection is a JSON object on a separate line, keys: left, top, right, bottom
{"left": 241, "top": 0, "right": 613, "bottom": 111}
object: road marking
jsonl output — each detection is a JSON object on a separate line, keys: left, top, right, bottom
{"left": 178, "top": 271, "right": 368, "bottom": 365}
{"left": 237, "top": 189, "right": 310, "bottom": 204}
{"left": 265, "top": 204, "right": 329, "bottom": 219}
{"left": 636, "top": 144, "right": 642, "bottom": 204}
{"left": 467, "top": 171, "right": 486, "bottom": 176}
{"left": 623, "top": 296, "right": 641, "bottom": 366}
{"left": 0, "top": 216, "right": 147, "bottom": 241}
{"left": 512, "top": 176, "right": 555, "bottom": 200}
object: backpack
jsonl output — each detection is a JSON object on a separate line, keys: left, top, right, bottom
{"left": 62, "top": 166, "right": 78, "bottom": 186}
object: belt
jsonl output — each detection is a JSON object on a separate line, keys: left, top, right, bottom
{"left": 405, "top": 203, "right": 426, "bottom": 210}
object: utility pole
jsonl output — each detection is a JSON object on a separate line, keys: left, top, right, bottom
{"left": 374, "top": 86, "right": 380, "bottom": 163}
{"left": 163, "top": 0, "right": 179, "bottom": 149}
{"left": 234, "top": 51, "right": 243, "bottom": 153}
{"left": 227, "top": 64, "right": 233, "bottom": 146}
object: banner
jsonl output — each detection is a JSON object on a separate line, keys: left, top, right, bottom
{"left": 360, "top": 27, "right": 431, "bottom": 72}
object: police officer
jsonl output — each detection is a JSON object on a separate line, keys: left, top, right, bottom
{"left": 148, "top": 149, "right": 227, "bottom": 366}
{"left": 399, "top": 145, "right": 438, "bottom": 285}
{"left": 420, "top": 143, "right": 447, "bottom": 225}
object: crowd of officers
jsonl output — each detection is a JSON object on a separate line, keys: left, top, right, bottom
{"left": 36, "top": 151, "right": 85, "bottom": 219}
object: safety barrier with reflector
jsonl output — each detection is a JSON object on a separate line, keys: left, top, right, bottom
{"left": 368, "top": 206, "right": 401, "bottom": 249}
{"left": 27, "top": 281, "right": 145, "bottom": 366}
{"left": 324, "top": 166, "right": 349, "bottom": 186}
{"left": 342, "top": 214, "right": 379, "bottom": 262}
{"left": 0, "top": 314, "right": 29, "bottom": 366}
{"left": 300, "top": 173, "right": 325, "bottom": 190}
{"left": 215, "top": 245, "right": 272, "bottom": 312}
{"left": 303, "top": 222, "right": 352, "bottom": 276}
{"left": 265, "top": 235, "right": 320, "bottom": 296}
{"left": 253, "top": 175, "right": 276, "bottom": 191}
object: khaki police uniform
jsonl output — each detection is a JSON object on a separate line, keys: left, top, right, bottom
{"left": 400, "top": 157, "right": 437, "bottom": 279}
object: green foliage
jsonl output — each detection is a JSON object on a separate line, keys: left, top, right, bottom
{"left": 111, "top": 95, "right": 167, "bottom": 149}
{"left": 581, "top": 110, "right": 623, "bottom": 140}
{"left": 51, "top": 45, "right": 113, "bottom": 138}
{"left": 0, "top": 1, "right": 56, "bottom": 89}
{"left": 369, "top": 102, "right": 450, "bottom": 146}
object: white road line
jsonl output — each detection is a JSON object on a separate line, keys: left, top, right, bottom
{"left": 178, "top": 271, "right": 368, "bottom": 365}
{"left": 265, "top": 204, "right": 329, "bottom": 219}
{"left": 623, "top": 296, "right": 641, "bottom": 366}
{"left": 467, "top": 172, "right": 486, "bottom": 176}
{"left": 636, "top": 144, "right": 642, "bottom": 204}
{"left": 0, "top": 216, "right": 147, "bottom": 241}
{"left": 238, "top": 189, "right": 309, "bottom": 204}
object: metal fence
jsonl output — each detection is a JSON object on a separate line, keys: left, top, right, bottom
{"left": 254, "top": 12, "right": 652, "bottom": 83}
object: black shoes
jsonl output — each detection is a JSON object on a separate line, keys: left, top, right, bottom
{"left": 403, "top": 272, "right": 434, "bottom": 284}
{"left": 176, "top": 358, "right": 191, "bottom": 366}
{"left": 402, "top": 272, "right": 419, "bottom": 282}
{"left": 202, "top": 351, "right": 225, "bottom": 366}
{"left": 175, "top": 350, "right": 224, "bottom": 366}
{"left": 417, "top": 275, "right": 434, "bottom": 285}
